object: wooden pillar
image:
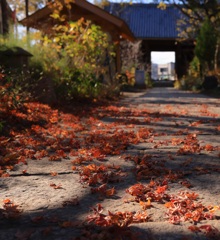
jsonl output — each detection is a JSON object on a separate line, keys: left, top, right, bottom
{"left": 115, "top": 41, "right": 121, "bottom": 73}
{"left": 175, "top": 43, "right": 185, "bottom": 80}
{"left": 175, "top": 42, "right": 195, "bottom": 80}
{"left": 146, "top": 48, "right": 151, "bottom": 76}
{"left": 141, "top": 40, "right": 151, "bottom": 78}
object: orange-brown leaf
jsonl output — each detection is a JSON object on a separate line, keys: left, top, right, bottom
{"left": 3, "top": 198, "right": 12, "bottom": 204}
{"left": 164, "top": 202, "right": 173, "bottom": 208}
{"left": 155, "top": 185, "right": 167, "bottom": 194}
{"left": 50, "top": 171, "right": 58, "bottom": 176}
{"left": 50, "top": 183, "right": 62, "bottom": 189}
{"left": 188, "top": 225, "right": 201, "bottom": 232}
{"left": 105, "top": 187, "right": 116, "bottom": 197}
{"left": 140, "top": 198, "right": 151, "bottom": 210}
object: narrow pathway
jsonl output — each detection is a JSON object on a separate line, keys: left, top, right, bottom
{"left": 119, "top": 87, "right": 220, "bottom": 239}
{"left": 1, "top": 87, "right": 219, "bottom": 240}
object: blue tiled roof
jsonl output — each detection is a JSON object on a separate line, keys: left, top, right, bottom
{"left": 106, "top": 3, "right": 183, "bottom": 39}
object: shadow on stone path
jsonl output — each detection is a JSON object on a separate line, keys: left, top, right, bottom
{"left": 0, "top": 87, "right": 219, "bottom": 240}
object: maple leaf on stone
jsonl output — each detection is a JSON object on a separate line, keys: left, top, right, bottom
{"left": 126, "top": 183, "right": 149, "bottom": 201}
{"left": 1, "top": 199, "right": 22, "bottom": 219}
{"left": 50, "top": 183, "right": 63, "bottom": 189}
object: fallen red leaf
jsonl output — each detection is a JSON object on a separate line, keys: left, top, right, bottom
{"left": 50, "top": 183, "right": 62, "bottom": 189}
{"left": 50, "top": 171, "right": 58, "bottom": 176}
{"left": 86, "top": 204, "right": 150, "bottom": 228}
{"left": 105, "top": 187, "right": 116, "bottom": 197}
{"left": 180, "top": 180, "right": 192, "bottom": 188}
{"left": 62, "top": 197, "right": 79, "bottom": 207}
{"left": 155, "top": 185, "right": 167, "bottom": 194}
{"left": 31, "top": 216, "right": 44, "bottom": 223}
{"left": 2, "top": 199, "right": 22, "bottom": 219}
{"left": 140, "top": 198, "right": 152, "bottom": 210}
{"left": 188, "top": 225, "right": 201, "bottom": 232}
{"left": 59, "top": 221, "right": 78, "bottom": 228}
{"left": 3, "top": 198, "right": 11, "bottom": 204}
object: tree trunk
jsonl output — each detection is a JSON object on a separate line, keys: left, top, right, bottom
{"left": 0, "top": 1, "right": 3, "bottom": 34}
{"left": 1, "top": 0, "right": 9, "bottom": 34}
{"left": 25, "top": 0, "right": 29, "bottom": 33}
{"left": 214, "top": 42, "right": 219, "bottom": 71}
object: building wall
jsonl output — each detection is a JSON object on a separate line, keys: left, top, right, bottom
{"left": 151, "top": 62, "right": 175, "bottom": 80}
{"left": 151, "top": 63, "right": 158, "bottom": 80}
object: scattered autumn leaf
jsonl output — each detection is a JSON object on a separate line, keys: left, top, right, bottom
{"left": 62, "top": 197, "right": 79, "bottom": 207}
{"left": 50, "top": 183, "right": 63, "bottom": 189}
{"left": 50, "top": 171, "right": 58, "bottom": 176}
{"left": 59, "top": 221, "right": 78, "bottom": 228}
{"left": 105, "top": 187, "right": 116, "bottom": 197}
{"left": 1, "top": 199, "right": 22, "bottom": 219}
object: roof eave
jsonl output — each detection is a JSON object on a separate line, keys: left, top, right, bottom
{"left": 19, "top": 0, "right": 136, "bottom": 42}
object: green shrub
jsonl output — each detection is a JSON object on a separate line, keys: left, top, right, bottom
{"left": 0, "top": 9, "right": 119, "bottom": 101}
{"left": 195, "top": 18, "right": 218, "bottom": 74}
{"left": 188, "top": 56, "right": 200, "bottom": 78}
{"left": 177, "top": 75, "right": 202, "bottom": 91}
{"left": 175, "top": 56, "right": 203, "bottom": 91}
{"left": 174, "top": 79, "right": 182, "bottom": 89}
{"left": 145, "top": 73, "right": 153, "bottom": 88}
{"left": 0, "top": 28, "right": 43, "bottom": 107}
{"left": 27, "top": 18, "right": 117, "bottom": 100}
{"left": 0, "top": 69, "right": 35, "bottom": 110}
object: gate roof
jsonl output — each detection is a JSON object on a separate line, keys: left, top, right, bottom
{"left": 105, "top": 3, "right": 183, "bottom": 39}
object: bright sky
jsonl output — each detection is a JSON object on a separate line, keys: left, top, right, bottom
{"left": 151, "top": 51, "right": 175, "bottom": 64}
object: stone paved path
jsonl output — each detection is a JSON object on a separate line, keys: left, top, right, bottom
{"left": 0, "top": 87, "right": 219, "bottom": 240}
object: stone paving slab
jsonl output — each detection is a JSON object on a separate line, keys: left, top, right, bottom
{"left": 0, "top": 87, "right": 219, "bottom": 240}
